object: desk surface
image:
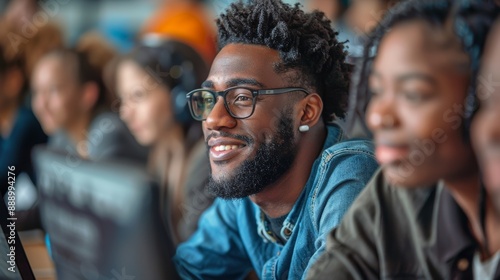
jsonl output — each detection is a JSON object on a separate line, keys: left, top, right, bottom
{"left": 19, "top": 230, "right": 56, "bottom": 280}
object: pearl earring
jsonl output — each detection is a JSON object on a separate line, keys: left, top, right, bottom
{"left": 299, "top": 125, "right": 309, "bottom": 132}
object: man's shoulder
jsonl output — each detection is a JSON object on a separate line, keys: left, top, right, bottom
{"left": 306, "top": 136, "right": 379, "bottom": 230}
{"left": 315, "top": 137, "right": 377, "bottom": 181}
{"left": 321, "top": 123, "right": 374, "bottom": 159}
{"left": 323, "top": 137, "right": 375, "bottom": 159}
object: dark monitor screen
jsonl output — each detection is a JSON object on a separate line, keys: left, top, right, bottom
{"left": 0, "top": 201, "right": 34, "bottom": 280}
{"left": 33, "top": 147, "right": 178, "bottom": 280}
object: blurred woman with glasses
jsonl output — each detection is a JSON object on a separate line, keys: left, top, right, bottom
{"left": 116, "top": 37, "right": 213, "bottom": 242}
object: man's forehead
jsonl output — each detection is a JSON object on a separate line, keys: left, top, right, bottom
{"left": 213, "top": 44, "right": 280, "bottom": 68}
{"left": 206, "top": 44, "right": 285, "bottom": 88}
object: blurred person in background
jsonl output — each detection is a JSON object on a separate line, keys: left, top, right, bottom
{"left": 306, "top": 0, "right": 406, "bottom": 62}
{"left": 308, "top": 0, "right": 499, "bottom": 278}
{"left": 140, "top": 0, "right": 217, "bottom": 64}
{"left": 345, "top": 0, "right": 401, "bottom": 36}
{"left": 306, "top": 0, "right": 357, "bottom": 60}
{"left": 0, "top": 21, "right": 62, "bottom": 224}
{"left": 306, "top": 0, "right": 348, "bottom": 25}
{"left": 31, "top": 33, "right": 147, "bottom": 162}
{"left": 342, "top": 0, "right": 404, "bottom": 61}
{"left": 0, "top": 38, "right": 46, "bottom": 197}
{"left": 116, "top": 37, "right": 212, "bottom": 243}
{"left": 471, "top": 17, "right": 500, "bottom": 277}
{"left": 1, "top": 0, "right": 64, "bottom": 76}
{"left": 2, "top": 0, "right": 37, "bottom": 28}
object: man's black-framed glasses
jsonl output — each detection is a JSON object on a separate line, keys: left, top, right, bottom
{"left": 186, "top": 86, "right": 309, "bottom": 121}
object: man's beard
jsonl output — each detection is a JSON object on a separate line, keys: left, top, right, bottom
{"left": 206, "top": 109, "right": 299, "bottom": 199}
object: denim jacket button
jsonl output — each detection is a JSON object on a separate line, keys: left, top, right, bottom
{"left": 283, "top": 228, "right": 292, "bottom": 236}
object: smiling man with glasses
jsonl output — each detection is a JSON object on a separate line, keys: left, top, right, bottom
{"left": 174, "top": 0, "right": 378, "bottom": 279}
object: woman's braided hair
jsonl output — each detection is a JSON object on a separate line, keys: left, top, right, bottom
{"left": 347, "top": 0, "right": 499, "bottom": 138}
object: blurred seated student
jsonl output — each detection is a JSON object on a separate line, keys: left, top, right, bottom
{"left": 471, "top": 17, "right": 500, "bottom": 278}
{"left": 0, "top": 21, "right": 63, "bottom": 198}
{"left": 1, "top": 0, "right": 64, "bottom": 78}
{"left": 305, "top": 0, "right": 354, "bottom": 59}
{"left": 306, "top": 0, "right": 347, "bottom": 25}
{"left": 340, "top": 0, "right": 403, "bottom": 61}
{"left": 2, "top": 0, "right": 37, "bottom": 27}
{"left": 345, "top": 0, "right": 402, "bottom": 36}
{"left": 116, "top": 37, "right": 212, "bottom": 242}
{"left": 31, "top": 35, "right": 147, "bottom": 163}
{"left": 141, "top": 0, "right": 217, "bottom": 64}
{"left": 0, "top": 44, "right": 47, "bottom": 198}
{"left": 307, "top": 0, "right": 498, "bottom": 279}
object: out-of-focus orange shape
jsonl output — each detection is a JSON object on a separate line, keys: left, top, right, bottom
{"left": 142, "top": 2, "right": 217, "bottom": 64}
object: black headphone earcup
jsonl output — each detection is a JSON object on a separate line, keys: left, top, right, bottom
{"left": 170, "top": 85, "right": 192, "bottom": 124}
{"left": 147, "top": 40, "right": 207, "bottom": 124}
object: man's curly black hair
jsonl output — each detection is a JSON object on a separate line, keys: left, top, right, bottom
{"left": 216, "top": 0, "right": 351, "bottom": 122}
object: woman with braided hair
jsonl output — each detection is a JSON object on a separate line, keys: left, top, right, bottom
{"left": 308, "top": 0, "right": 499, "bottom": 279}
{"left": 471, "top": 16, "right": 500, "bottom": 280}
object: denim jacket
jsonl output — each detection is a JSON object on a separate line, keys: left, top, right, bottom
{"left": 173, "top": 124, "right": 379, "bottom": 280}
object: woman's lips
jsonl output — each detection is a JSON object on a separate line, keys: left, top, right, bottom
{"left": 376, "top": 145, "right": 410, "bottom": 165}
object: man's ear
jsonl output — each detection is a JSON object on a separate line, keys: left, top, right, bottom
{"left": 298, "top": 93, "right": 323, "bottom": 127}
{"left": 81, "top": 82, "right": 99, "bottom": 112}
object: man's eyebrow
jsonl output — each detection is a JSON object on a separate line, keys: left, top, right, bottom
{"left": 226, "top": 78, "right": 265, "bottom": 88}
{"left": 201, "top": 80, "right": 213, "bottom": 88}
{"left": 201, "top": 78, "right": 266, "bottom": 89}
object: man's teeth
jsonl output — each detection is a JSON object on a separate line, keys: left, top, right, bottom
{"left": 214, "top": 145, "right": 241, "bottom": 151}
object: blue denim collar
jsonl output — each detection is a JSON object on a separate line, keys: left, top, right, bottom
{"left": 257, "top": 124, "right": 345, "bottom": 244}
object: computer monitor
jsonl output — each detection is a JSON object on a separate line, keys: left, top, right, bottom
{"left": 0, "top": 201, "right": 35, "bottom": 280}
{"left": 33, "top": 146, "right": 179, "bottom": 280}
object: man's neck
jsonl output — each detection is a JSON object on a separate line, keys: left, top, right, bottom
{"left": 250, "top": 124, "right": 327, "bottom": 218}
